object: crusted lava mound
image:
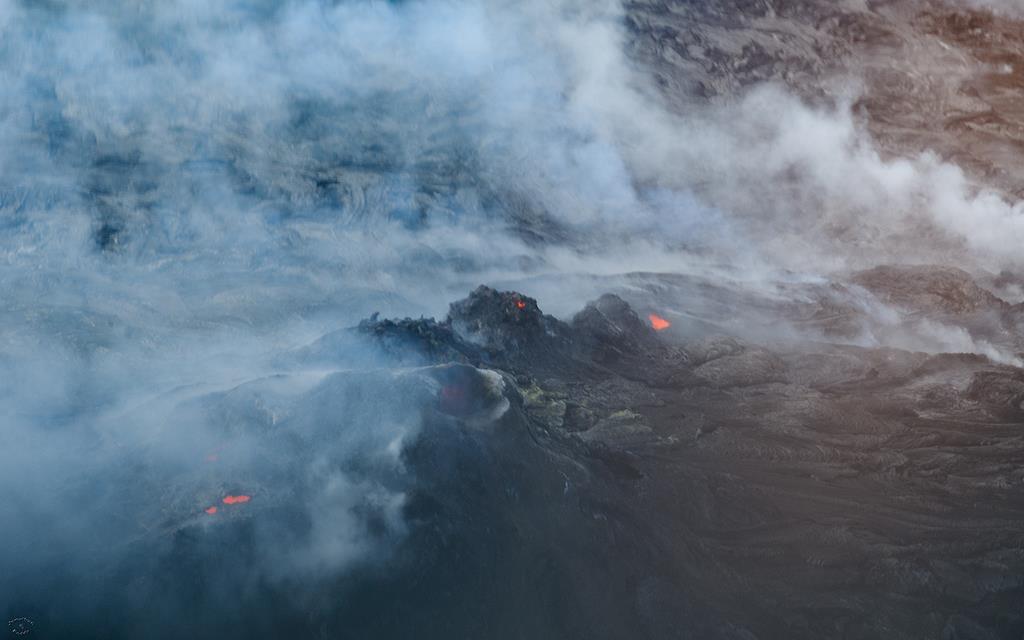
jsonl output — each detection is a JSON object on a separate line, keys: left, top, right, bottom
{"left": 852, "top": 265, "right": 1010, "bottom": 315}
{"left": 293, "top": 285, "right": 1024, "bottom": 639}
{"left": 22, "top": 286, "right": 1024, "bottom": 640}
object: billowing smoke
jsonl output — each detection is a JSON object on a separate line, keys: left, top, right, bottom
{"left": 4, "top": 1, "right": 1024, "bottom": 297}
{"left": 3, "top": 0, "right": 1024, "bottom": 634}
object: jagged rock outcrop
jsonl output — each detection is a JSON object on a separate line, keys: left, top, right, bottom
{"left": 852, "top": 264, "right": 1009, "bottom": 315}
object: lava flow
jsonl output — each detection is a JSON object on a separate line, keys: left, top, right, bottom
{"left": 649, "top": 313, "right": 671, "bottom": 331}
{"left": 205, "top": 506, "right": 218, "bottom": 515}
{"left": 222, "top": 495, "right": 251, "bottom": 505}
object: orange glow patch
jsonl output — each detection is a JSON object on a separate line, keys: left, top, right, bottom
{"left": 649, "top": 314, "right": 671, "bottom": 331}
{"left": 515, "top": 300, "right": 526, "bottom": 309}
{"left": 439, "top": 383, "right": 470, "bottom": 416}
{"left": 440, "top": 384, "right": 465, "bottom": 402}
{"left": 205, "top": 506, "right": 218, "bottom": 515}
{"left": 222, "top": 495, "right": 251, "bottom": 505}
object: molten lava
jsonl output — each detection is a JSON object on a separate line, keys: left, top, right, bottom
{"left": 205, "top": 506, "right": 218, "bottom": 515}
{"left": 649, "top": 313, "right": 671, "bottom": 331}
{"left": 222, "top": 495, "right": 251, "bottom": 505}
{"left": 515, "top": 300, "right": 526, "bottom": 309}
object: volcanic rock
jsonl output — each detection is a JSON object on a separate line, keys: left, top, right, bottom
{"left": 571, "top": 293, "right": 660, "bottom": 363}
{"left": 852, "top": 264, "right": 1009, "bottom": 315}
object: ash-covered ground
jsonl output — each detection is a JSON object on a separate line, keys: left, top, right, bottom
{"left": 4, "top": 0, "right": 1024, "bottom": 639}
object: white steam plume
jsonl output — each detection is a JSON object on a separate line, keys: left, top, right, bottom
{"left": 4, "top": 0, "right": 1024, "bottom": 632}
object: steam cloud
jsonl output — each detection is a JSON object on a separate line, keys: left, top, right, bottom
{"left": 3, "top": 0, "right": 1024, "bottom": 633}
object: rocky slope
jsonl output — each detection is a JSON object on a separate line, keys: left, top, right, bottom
{"left": 34, "top": 284, "right": 1022, "bottom": 639}
{"left": 348, "top": 285, "right": 1024, "bottom": 639}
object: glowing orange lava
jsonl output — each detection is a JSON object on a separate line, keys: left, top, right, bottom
{"left": 205, "top": 506, "right": 218, "bottom": 515}
{"left": 515, "top": 300, "right": 526, "bottom": 309}
{"left": 222, "top": 495, "right": 251, "bottom": 505}
{"left": 649, "top": 314, "right": 671, "bottom": 331}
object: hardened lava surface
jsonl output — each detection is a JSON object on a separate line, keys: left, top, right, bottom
{"left": 10, "top": 280, "right": 1024, "bottom": 639}
{"left": 301, "top": 283, "right": 1024, "bottom": 640}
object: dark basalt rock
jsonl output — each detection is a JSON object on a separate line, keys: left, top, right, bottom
{"left": 348, "top": 286, "right": 1024, "bottom": 640}
{"left": 448, "top": 285, "right": 575, "bottom": 366}
{"left": 571, "top": 293, "right": 660, "bottom": 363}
{"left": 349, "top": 286, "right": 609, "bottom": 377}
{"left": 966, "top": 368, "right": 1024, "bottom": 414}
{"left": 852, "top": 264, "right": 1009, "bottom": 315}
{"left": 33, "top": 285, "right": 1024, "bottom": 640}
{"left": 356, "top": 314, "right": 472, "bottom": 366}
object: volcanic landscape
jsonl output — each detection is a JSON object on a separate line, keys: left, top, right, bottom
{"left": 3, "top": 1, "right": 1024, "bottom": 639}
